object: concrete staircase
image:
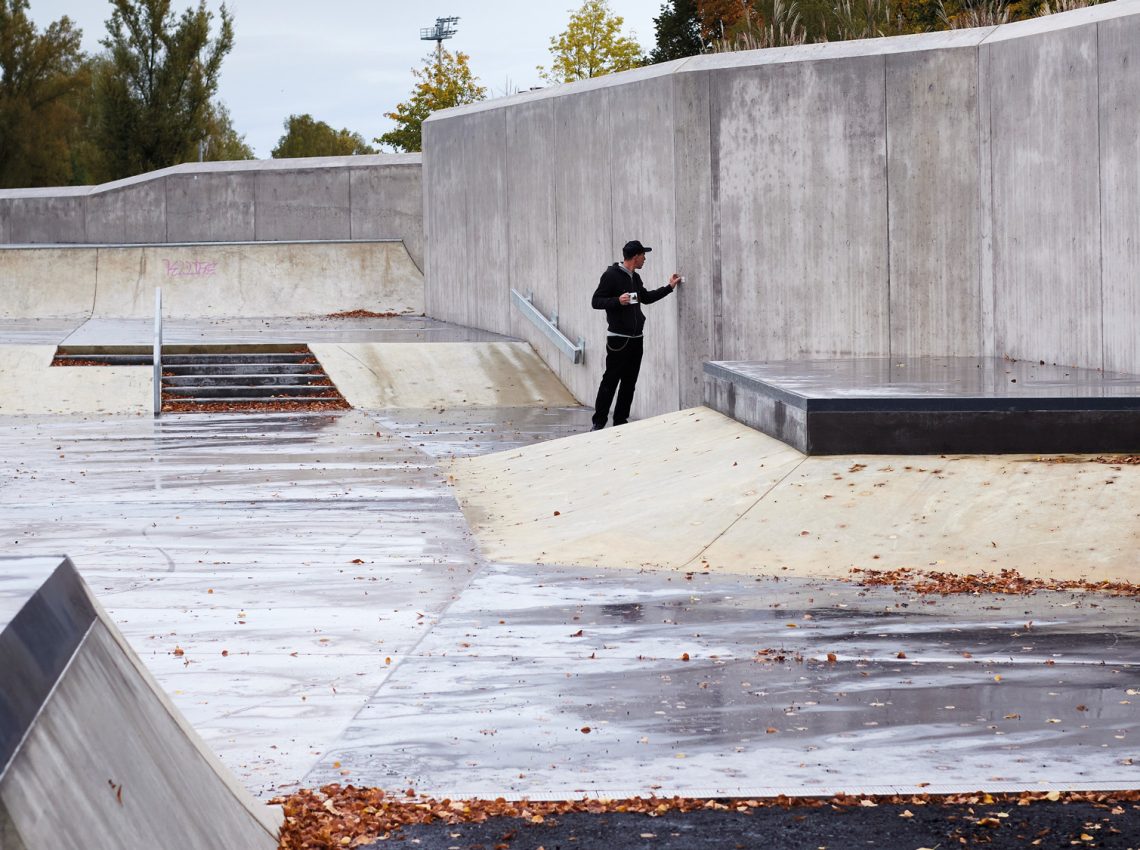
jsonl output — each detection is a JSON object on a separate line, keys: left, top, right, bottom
{"left": 52, "top": 345, "right": 349, "bottom": 412}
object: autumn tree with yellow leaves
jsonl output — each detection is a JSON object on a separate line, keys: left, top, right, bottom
{"left": 538, "top": 0, "right": 645, "bottom": 84}
{"left": 377, "top": 48, "right": 487, "bottom": 153}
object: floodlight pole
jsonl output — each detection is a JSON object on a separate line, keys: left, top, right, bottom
{"left": 420, "top": 16, "right": 460, "bottom": 70}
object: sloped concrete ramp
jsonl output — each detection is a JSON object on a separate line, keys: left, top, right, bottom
{"left": 0, "top": 345, "right": 151, "bottom": 416}
{"left": 0, "top": 240, "right": 423, "bottom": 320}
{"left": 312, "top": 341, "right": 579, "bottom": 410}
{"left": 448, "top": 407, "right": 1140, "bottom": 582}
{"left": 0, "top": 556, "right": 279, "bottom": 849}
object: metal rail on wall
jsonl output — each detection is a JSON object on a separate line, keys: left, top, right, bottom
{"left": 509, "top": 289, "right": 585, "bottom": 365}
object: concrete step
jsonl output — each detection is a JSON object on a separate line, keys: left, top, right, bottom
{"left": 162, "top": 353, "right": 312, "bottom": 365}
{"left": 163, "top": 374, "right": 331, "bottom": 388}
{"left": 54, "top": 354, "right": 153, "bottom": 366}
{"left": 163, "top": 363, "right": 319, "bottom": 375}
{"left": 163, "top": 385, "right": 341, "bottom": 399}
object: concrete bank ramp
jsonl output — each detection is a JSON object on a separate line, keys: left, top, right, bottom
{"left": 0, "top": 240, "right": 422, "bottom": 319}
{"left": 312, "top": 342, "right": 579, "bottom": 409}
{"left": 0, "top": 556, "right": 279, "bottom": 849}
{"left": 0, "top": 345, "right": 151, "bottom": 416}
{"left": 448, "top": 407, "right": 1140, "bottom": 582}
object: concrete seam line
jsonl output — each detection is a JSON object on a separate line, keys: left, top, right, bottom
{"left": 678, "top": 455, "right": 807, "bottom": 571}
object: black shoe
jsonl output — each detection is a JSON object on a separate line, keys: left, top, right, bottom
{"left": 590, "top": 423, "right": 605, "bottom": 431}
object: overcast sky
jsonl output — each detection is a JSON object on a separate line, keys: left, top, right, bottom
{"left": 29, "top": 0, "right": 668, "bottom": 158}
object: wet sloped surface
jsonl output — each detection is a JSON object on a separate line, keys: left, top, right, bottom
{"left": 309, "top": 565, "right": 1140, "bottom": 798}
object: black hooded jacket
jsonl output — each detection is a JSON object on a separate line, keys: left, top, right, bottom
{"left": 590, "top": 263, "right": 674, "bottom": 337}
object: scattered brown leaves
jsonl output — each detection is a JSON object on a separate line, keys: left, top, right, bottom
{"left": 325, "top": 310, "right": 402, "bottom": 319}
{"left": 1034, "top": 455, "right": 1140, "bottom": 466}
{"left": 162, "top": 399, "right": 350, "bottom": 414}
{"left": 273, "top": 787, "right": 1140, "bottom": 849}
{"left": 851, "top": 566, "right": 1140, "bottom": 598}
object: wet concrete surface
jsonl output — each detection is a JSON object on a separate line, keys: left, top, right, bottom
{"left": 1, "top": 406, "right": 1137, "bottom": 803}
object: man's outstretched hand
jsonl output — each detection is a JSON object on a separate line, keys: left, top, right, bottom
{"left": 669, "top": 273, "right": 683, "bottom": 289}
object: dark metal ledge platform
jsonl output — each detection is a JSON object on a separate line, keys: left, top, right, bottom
{"left": 703, "top": 357, "right": 1140, "bottom": 455}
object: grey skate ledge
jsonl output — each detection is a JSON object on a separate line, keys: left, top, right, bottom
{"left": 704, "top": 357, "right": 1140, "bottom": 455}
{"left": 0, "top": 556, "right": 278, "bottom": 849}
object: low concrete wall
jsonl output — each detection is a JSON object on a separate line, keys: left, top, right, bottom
{"left": 0, "top": 155, "right": 424, "bottom": 271}
{"left": 0, "top": 240, "right": 424, "bottom": 319}
{"left": 423, "top": 3, "right": 1140, "bottom": 416}
{"left": 0, "top": 556, "right": 278, "bottom": 849}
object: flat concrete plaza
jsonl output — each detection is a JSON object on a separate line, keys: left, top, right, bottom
{"left": 3, "top": 396, "right": 1138, "bottom": 802}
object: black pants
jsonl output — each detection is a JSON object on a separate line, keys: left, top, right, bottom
{"left": 592, "top": 336, "right": 643, "bottom": 428}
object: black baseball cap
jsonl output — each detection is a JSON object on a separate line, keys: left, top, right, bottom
{"left": 622, "top": 240, "right": 652, "bottom": 259}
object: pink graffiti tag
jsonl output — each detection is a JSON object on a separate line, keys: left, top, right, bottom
{"left": 163, "top": 259, "right": 218, "bottom": 278}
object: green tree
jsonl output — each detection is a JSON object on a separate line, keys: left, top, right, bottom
{"left": 0, "top": 0, "right": 87, "bottom": 187}
{"left": 377, "top": 48, "right": 486, "bottom": 153}
{"left": 95, "top": 0, "right": 234, "bottom": 180}
{"left": 538, "top": 0, "right": 645, "bottom": 84}
{"left": 202, "top": 101, "right": 253, "bottom": 160}
{"left": 648, "top": 0, "right": 704, "bottom": 63}
{"left": 271, "top": 113, "right": 375, "bottom": 158}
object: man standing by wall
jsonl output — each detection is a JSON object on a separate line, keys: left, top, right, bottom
{"left": 590, "top": 240, "right": 682, "bottom": 430}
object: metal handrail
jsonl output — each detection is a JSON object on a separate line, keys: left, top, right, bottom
{"left": 510, "top": 289, "right": 585, "bottom": 365}
{"left": 153, "top": 287, "right": 162, "bottom": 417}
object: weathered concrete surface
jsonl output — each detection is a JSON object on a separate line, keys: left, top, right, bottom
{"left": 424, "top": 4, "right": 1140, "bottom": 418}
{"left": 2, "top": 408, "right": 1137, "bottom": 803}
{"left": 448, "top": 407, "right": 1140, "bottom": 581}
{"left": 312, "top": 341, "right": 579, "bottom": 410}
{"left": 1099, "top": 10, "right": 1140, "bottom": 375}
{"left": 0, "top": 155, "right": 424, "bottom": 270}
{"left": 0, "top": 240, "right": 423, "bottom": 319}
{"left": 0, "top": 345, "right": 150, "bottom": 415}
{"left": 0, "top": 557, "right": 279, "bottom": 848}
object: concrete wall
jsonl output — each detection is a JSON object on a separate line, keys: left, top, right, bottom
{"left": 0, "top": 241, "right": 424, "bottom": 319}
{"left": 423, "top": 3, "right": 1140, "bottom": 416}
{"left": 0, "top": 155, "right": 425, "bottom": 271}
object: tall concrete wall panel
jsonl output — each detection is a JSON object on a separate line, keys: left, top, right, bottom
{"left": 552, "top": 89, "right": 618, "bottom": 404}
{"left": 464, "top": 110, "right": 512, "bottom": 337}
{"left": 6, "top": 194, "right": 87, "bottom": 243}
{"left": 423, "top": 4, "right": 1140, "bottom": 416}
{"left": 987, "top": 21, "right": 1102, "bottom": 367}
{"left": 166, "top": 171, "right": 258, "bottom": 242}
{"left": 505, "top": 100, "right": 561, "bottom": 369}
{"left": 886, "top": 41, "right": 985, "bottom": 356}
{"left": 254, "top": 167, "right": 350, "bottom": 242}
{"left": 608, "top": 74, "right": 681, "bottom": 417}
{"left": 423, "top": 122, "right": 470, "bottom": 326}
{"left": 714, "top": 55, "right": 889, "bottom": 363}
{"left": 1099, "top": 12, "right": 1140, "bottom": 375}
{"left": 350, "top": 164, "right": 425, "bottom": 270}
{"left": 672, "top": 71, "right": 716, "bottom": 408}
{"left": 84, "top": 179, "right": 169, "bottom": 244}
